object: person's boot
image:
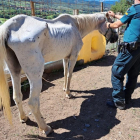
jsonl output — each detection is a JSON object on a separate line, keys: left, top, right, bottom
{"left": 106, "top": 100, "right": 125, "bottom": 110}
{"left": 125, "top": 96, "right": 132, "bottom": 104}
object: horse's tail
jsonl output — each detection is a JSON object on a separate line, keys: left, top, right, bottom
{"left": 0, "top": 26, "right": 12, "bottom": 124}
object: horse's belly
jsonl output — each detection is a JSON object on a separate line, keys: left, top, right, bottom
{"left": 43, "top": 45, "right": 72, "bottom": 62}
{"left": 41, "top": 30, "right": 76, "bottom": 62}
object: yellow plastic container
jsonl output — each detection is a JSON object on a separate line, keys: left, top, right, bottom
{"left": 77, "top": 30, "right": 106, "bottom": 63}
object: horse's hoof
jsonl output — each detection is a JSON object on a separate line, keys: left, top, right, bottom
{"left": 42, "top": 126, "right": 53, "bottom": 136}
{"left": 20, "top": 116, "right": 29, "bottom": 123}
{"left": 66, "top": 93, "right": 72, "bottom": 99}
{"left": 63, "top": 87, "right": 66, "bottom": 91}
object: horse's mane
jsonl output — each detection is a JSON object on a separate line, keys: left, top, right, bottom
{"left": 56, "top": 13, "right": 98, "bottom": 27}
{"left": 54, "top": 13, "right": 105, "bottom": 38}
{"left": 72, "top": 14, "right": 98, "bottom": 32}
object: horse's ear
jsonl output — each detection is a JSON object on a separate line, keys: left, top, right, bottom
{"left": 106, "top": 12, "right": 109, "bottom": 19}
{"left": 105, "top": 12, "right": 114, "bottom": 23}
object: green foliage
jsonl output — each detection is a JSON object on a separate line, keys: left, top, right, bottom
{"left": 126, "top": 0, "right": 134, "bottom": 5}
{"left": 0, "top": 0, "right": 102, "bottom": 22}
{"left": 9, "top": 79, "right": 29, "bottom": 95}
{"left": 21, "top": 80, "right": 29, "bottom": 92}
{"left": 46, "top": 13, "right": 59, "bottom": 19}
{"left": 111, "top": 0, "right": 133, "bottom": 14}
{"left": 0, "top": 0, "right": 114, "bottom": 22}
{"left": 0, "top": 18, "right": 7, "bottom": 25}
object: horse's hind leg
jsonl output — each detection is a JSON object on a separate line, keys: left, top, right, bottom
{"left": 28, "top": 62, "right": 51, "bottom": 134}
{"left": 63, "top": 58, "right": 68, "bottom": 91}
{"left": 16, "top": 48, "right": 52, "bottom": 135}
{"left": 6, "top": 47, "right": 28, "bottom": 122}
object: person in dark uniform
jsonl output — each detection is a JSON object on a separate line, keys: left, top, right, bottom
{"left": 106, "top": 0, "right": 140, "bottom": 110}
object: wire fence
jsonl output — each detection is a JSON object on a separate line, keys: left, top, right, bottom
{"left": 0, "top": 0, "right": 121, "bottom": 50}
{"left": 0, "top": 0, "right": 114, "bottom": 23}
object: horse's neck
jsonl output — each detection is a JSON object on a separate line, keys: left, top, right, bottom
{"left": 34, "top": 14, "right": 102, "bottom": 38}
{"left": 72, "top": 14, "right": 99, "bottom": 38}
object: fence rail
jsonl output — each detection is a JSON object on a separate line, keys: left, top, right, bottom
{"left": 0, "top": 0, "right": 114, "bottom": 23}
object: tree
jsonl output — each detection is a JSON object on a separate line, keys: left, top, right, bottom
{"left": 111, "top": 0, "right": 133, "bottom": 14}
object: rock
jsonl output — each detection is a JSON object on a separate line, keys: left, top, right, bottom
{"left": 83, "top": 128, "right": 87, "bottom": 132}
{"left": 29, "top": 112, "right": 32, "bottom": 115}
{"left": 85, "top": 123, "right": 90, "bottom": 128}
{"left": 94, "top": 119, "right": 99, "bottom": 122}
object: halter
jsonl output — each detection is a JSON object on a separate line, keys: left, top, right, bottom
{"left": 104, "top": 23, "right": 117, "bottom": 43}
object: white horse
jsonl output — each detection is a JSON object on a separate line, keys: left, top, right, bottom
{"left": 0, "top": 13, "right": 118, "bottom": 135}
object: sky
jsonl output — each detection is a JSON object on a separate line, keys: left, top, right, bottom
{"left": 86, "top": 0, "right": 119, "bottom": 1}
{"left": 99, "top": 0, "right": 119, "bottom": 1}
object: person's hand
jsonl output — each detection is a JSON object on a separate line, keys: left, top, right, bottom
{"left": 108, "top": 11, "right": 115, "bottom": 18}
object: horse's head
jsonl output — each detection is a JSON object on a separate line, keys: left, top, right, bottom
{"left": 97, "top": 13, "right": 118, "bottom": 43}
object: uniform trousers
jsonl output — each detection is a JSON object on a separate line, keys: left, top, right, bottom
{"left": 112, "top": 46, "right": 140, "bottom": 104}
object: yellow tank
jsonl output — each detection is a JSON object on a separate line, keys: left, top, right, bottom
{"left": 77, "top": 30, "right": 106, "bottom": 63}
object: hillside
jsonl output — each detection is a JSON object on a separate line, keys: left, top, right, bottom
{"left": 0, "top": 0, "right": 115, "bottom": 21}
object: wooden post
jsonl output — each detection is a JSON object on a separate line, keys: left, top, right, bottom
{"left": 101, "top": 2, "right": 103, "bottom": 12}
{"left": 73, "top": 9, "right": 79, "bottom": 15}
{"left": 30, "top": 1, "right": 35, "bottom": 16}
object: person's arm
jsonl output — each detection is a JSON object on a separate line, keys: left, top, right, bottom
{"left": 114, "top": 15, "right": 123, "bottom": 19}
{"left": 106, "top": 20, "right": 124, "bottom": 29}
{"left": 107, "top": 6, "right": 136, "bottom": 29}
{"left": 108, "top": 11, "right": 123, "bottom": 19}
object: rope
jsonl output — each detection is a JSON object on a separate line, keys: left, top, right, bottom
{"left": 8, "top": 75, "right": 50, "bottom": 88}
{"left": 42, "top": 77, "right": 50, "bottom": 82}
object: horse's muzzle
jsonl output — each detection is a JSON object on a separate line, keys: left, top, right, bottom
{"left": 110, "top": 34, "right": 118, "bottom": 43}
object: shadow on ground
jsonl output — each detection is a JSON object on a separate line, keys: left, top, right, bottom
{"left": 24, "top": 87, "right": 120, "bottom": 140}
{"left": 14, "top": 54, "right": 140, "bottom": 140}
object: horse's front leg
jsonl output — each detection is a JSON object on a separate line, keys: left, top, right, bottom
{"left": 63, "top": 58, "right": 68, "bottom": 91}
{"left": 65, "top": 54, "right": 78, "bottom": 98}
{"left": 64, "top": 33, "right": 83, "bottom": 98}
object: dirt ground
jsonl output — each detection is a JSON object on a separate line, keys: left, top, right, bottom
{"left": 1, "top": 51, "right": 140, "bottom": 140}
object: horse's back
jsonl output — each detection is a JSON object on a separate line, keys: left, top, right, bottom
{"left": 4, "top": 15, "right": 48, "bottom": 49}
{"left": 0, "top": 15, "right": 49, "bottom": 71}
{"left": 3, "top": 14, "right": 82, "bottom": 63}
